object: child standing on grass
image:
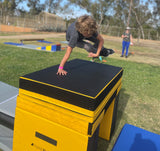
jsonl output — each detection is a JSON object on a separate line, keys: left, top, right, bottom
{"left": 57, "top": 15, "right": 114, "bottom": 76}
{"left": 121, "top": 27, "right": 133, "bottom": 58}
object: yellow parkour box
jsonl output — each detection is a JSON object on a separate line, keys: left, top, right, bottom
{"left": 13, "top": 59, "right": 123, "bottom": 150}
{"left": 16, "top": 79, "right": 121, "bottom": 136}
{"left": 16, "top": 59, "right": 123, "bottom": 135}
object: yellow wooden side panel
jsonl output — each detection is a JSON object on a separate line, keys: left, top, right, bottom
{"left": 19, "top": 88, "right": 94, "bottom": 117}
{"left": 16, "top": 95, "right": 90, "bottom": 135}
{"left": 16, "top": 95, "right": 105, "bottom": 136}
{"left": 99, "top": 98, "right": 115, "bottom": 141}
{"left": 18, "top": 93, "right": 93, "bottom": 122}
{"left": 13, "top": 108, "right": 89, "bottom": 151}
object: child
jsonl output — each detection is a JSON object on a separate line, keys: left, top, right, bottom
{"left": 57, "top": 15, "right": 114, "bottom": 75}
{"left": 121, "top": 27, "right": 133, "bottom": 58}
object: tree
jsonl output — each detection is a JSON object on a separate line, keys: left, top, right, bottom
{"left": 45, "top": 0, "right": 62, "bottom": 14}
{"left": 0, "top": 0, "right": 19, "bottom": 24}
{"left": 113, "top": 0, "right": 129, "bottom": 27}
{"left": 131, "top": 1, "right": 152, "bottom": 40}
{"left": 0, "top": 0, "right": 17, "bottom": 16}
{"left": 127, "top": 0, "right": 132, "bottom": 26}
{"left": 153, "top": 0, "right": 160, "bottom": 16}
{"left": 151, "top": 0, "right": 160, "bottom": 28}
{"left": 114, "top": 0, "right": 152, "bottom": 40}
{"left": 27, "top": 0, "right": 45, "bottom": 15}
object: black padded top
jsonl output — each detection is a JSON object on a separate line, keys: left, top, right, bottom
{"left": 20, "top": 59, "right": 123, "bottom": 110}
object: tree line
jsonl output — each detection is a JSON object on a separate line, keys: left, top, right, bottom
{"left": 0, "top": 0, "right": 159, "bottom": 40}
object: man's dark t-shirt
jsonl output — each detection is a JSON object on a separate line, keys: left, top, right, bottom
{"left": 66, "top": 22, "right": 98, "bottom": 48}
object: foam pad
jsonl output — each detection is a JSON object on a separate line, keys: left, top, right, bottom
{"left": 19, "top": 59, "right": 123, "bottom": 111}
{"left": 112, "top": 124, "right": 160, "bottom": 151}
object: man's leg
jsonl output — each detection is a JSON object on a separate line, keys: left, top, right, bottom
{"left": 76, "top": 41, "right": 97, "bottom": 53}
{"left": 76, "top": 40, "right": 114, "bottom": 57}
{"left": 100, "top": 48, "right": 114, "bottom": 57}
{"left": 91, "top": 38, "right": 114, "bottom": 57}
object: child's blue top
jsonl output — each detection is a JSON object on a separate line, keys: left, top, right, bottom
{"left": 66, "top": 22, "right": 98, "bottom": 48}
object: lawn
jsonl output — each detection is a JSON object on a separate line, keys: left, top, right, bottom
{"left": 0, "top": 36, "right": 160, "bottom": 151}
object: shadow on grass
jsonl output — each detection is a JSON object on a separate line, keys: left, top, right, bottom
{"left": 116, "top": 88, "right": 130, "bottom": 129}
{"left": 98, "top": 88, "right": 130, "bottom": 151}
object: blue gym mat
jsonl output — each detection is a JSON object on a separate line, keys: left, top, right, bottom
{"left": 112, "top": 124, "right": 160, "bottom": 151}
{"left": 4, "top": 42, "right": 24, "bottom": 46}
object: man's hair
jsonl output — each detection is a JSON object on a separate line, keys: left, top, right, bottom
{"left": 75, "top": 15, "right": 97, "bottom": 35}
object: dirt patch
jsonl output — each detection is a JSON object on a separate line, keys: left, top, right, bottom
{"left": 0, "top": 32, "right": 65, "bottom": 39}
{"left": 0, "top": 24, "right": 35, "bottom": 32}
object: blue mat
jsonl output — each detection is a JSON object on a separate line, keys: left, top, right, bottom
{"left": 4, "top": 42, "right": 24, "bottom": 46}
{"left": 37, "top": 40, "right": 53, "bottom": 44}
{"left": 112, "top": 124, "right": 160, "bottom": 151}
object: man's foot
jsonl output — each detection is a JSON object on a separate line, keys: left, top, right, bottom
{"left": 120, "top": 55, "right": 124, "bottom": 57}
{"left": 99, "top": 56, "right": 102, "bottom": 61}
{"left": 100, "top": 48, "right": 115, "bottom": 57}
{"left": 125, "top": 55, "right": 128, "bottom": 58}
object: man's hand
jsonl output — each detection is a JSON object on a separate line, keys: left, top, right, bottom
{"left": 56, "top": 46, "right": 72, "bottom": 76}
{"left": 88, "top": 52, "right": 99, "bottom": 58}
{"left": 57, "top": 69, "right": 67, "bottom": 76}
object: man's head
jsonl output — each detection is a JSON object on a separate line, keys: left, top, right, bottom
{"left": 75, "top": 15, "right": 98, "bottom": 37}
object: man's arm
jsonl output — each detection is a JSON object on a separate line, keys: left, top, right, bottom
{"left": 57, "top": 46, "right": 73, "bottom": 75}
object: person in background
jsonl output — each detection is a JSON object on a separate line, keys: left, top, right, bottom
{"left": 121, "top": 27, "right": 133, "bottom": 58}
{"left": 57, "top": 15, "right": 114, "bottom": 76}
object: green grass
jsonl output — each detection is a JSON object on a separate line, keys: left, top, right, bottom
{"left": 98, "top": 58, "right": 160, "bottom": 151}
{"left": 0, "top": 39, "right": 160, "bottom": 151}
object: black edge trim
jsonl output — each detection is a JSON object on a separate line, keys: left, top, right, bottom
{"left": 20, "top": 78, "right": 94, "bottom": 110}
{"left": 88, "top": 123, "right": 93, "bottom": 135}
{"left": 110, "top": 92, "right": 120, "bottom": 138}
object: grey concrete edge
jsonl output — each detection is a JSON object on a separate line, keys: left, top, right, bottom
{"left": 0, "top": 142, "right": 12, "bottom": 151}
